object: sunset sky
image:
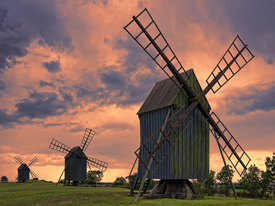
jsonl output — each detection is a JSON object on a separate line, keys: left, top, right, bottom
{"left": 0, "top": 0, "right": 275, "bottom": 183}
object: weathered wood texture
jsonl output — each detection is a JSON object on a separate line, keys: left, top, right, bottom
{"left": 65, "top": 146, "right": 87, "bottom": 182}
{"left": 18, "top": 164, "right": 30, "bottom": 181}
{"left": 137, "top": 69, "right": 210, "bottom": 179}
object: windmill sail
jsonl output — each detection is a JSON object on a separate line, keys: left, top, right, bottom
{"left": 87, "top": 156, "right": 108, "bottom": 171}
{"left": 80, "top": 128, "right": 96, "bottom": 151}
{"left": 203, "top": 35, "right": 254, "bottom": 95}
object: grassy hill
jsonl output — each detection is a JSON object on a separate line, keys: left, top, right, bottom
{"left": 1, "top": 180, "right": 275, "bottom": 205}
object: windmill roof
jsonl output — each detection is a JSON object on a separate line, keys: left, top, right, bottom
{"left": 18, "top": 163, "right": 30, "bottom": 171}
{"left": 137, "top": 70, "right": 192, "bottom": 115}
{"left": 65, "top": 146, "right": 87, "bottom": 159}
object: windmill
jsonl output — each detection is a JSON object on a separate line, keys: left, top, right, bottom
{"left": 13, "top": 155, "right": 39, "bottom": 183}
{"left": 49, "top": 128, "right": 108, "bottom": 186}
{"left": 124, "top": 8, "right": 254, "bottom": 200}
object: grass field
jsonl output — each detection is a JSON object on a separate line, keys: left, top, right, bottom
{"left": 1, "top": 180, "right": 275, "bottom": 206}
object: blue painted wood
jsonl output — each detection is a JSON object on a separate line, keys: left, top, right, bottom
{"left": 137, "top": 69, "right": 210, "bottom": 179}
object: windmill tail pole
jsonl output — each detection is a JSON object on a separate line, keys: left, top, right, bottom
{"left": 213, "top": 131, "right": 237, "bottom": 199}
{"left": 56, "top": 159, "right": 70, "bottom": 187}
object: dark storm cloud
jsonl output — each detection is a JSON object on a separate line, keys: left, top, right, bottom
{"left": 0, "top": 0, "right": 73, "bottom": 72}
{"left": 39, "top": 80, "right": 55, "bottom": 88}
{"left": 14, "top": 90, "right": 69, "bottom": 119}
{"left": 215, "top": 0, "right": 275, "bottom": 63}
{"left": 100, "top": 70, "right": 128, "bottom": 96}
{"left": 0, "top": 109, "right": 19, "bottom": 127}
{"left": 59, "top": 88, "right": 73, "bottom": 102}
{"left": 111, "top": 36, "right": 157, "bottom": 74}
{"left": 0, "top": 80, "right": 6, "bottom": 90}
{"left": 42, "top": 60, "right": 61, "bottom": 73}
{"left": 224, "top": 84, "right": 275, "bottom": 115}
{"left": 89, "top": 36, "right": 163, "bottom": 106}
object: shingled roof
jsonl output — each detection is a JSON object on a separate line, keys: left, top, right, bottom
{"left": 65, "top": 146, "right": 87, "bottom": 159}
{"left": 137, "top": 69, "right": 192, "bottom": 115}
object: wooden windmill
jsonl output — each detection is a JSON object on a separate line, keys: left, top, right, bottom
{"left": 13, "top": 155, "right": 39, "bottom": 182}
{"left": 124, "top": 8, "right": 254, "bottom": 200}
{"left": 49, "top": 128, "right": 108, "bottom": 186}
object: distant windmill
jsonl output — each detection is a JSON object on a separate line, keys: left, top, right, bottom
{"left": 13, "top": 155, "right": 39, "bottom": 183}
{"left": 124, "top": 8, "right": 254, "bottom": 200}
{"left": 49, "top": 128, "right": 108, "bottom": 186}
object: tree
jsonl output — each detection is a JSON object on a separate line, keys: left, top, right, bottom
{"left": 216, "top": 165, "right": 234, "bottom": 196}
{"left": 113, "top": 177, "right": 127, "bottom": 186}
{"left": 204, "top": 170, "right": 217, "bottom": 196}
{"left": 239, "top": 164, "right": 261, "bottom": 197}
{"left": 260, "top": 153, "right": 275, "bottom": 196}
{"left": 192, "top": 179, "right": 204, "bottom": 194}
{"left": 1, "top": 176, "right": 8, "bottom": 183}
{"left": 260, "top": 170, "right": 273, "bottom": 197}
{"left": 87, "top": 170, "right": 103, "bottom": 184}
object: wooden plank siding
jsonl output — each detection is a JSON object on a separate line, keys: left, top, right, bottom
{"left": 137, "top": 69, "right": 210, "bottom": 179}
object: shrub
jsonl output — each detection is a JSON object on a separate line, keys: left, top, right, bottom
{"left": 216, "top": 165, "right": 234, "bottom": 196}
{"left": 148, "top": 179, "right": 157, "bottom": 190}
{"left": 1, "top": 176, "right": 8, "bottom": 183}
{"left": 239, "top": 164, "right": 261, "bottom": 198}
{"left": 204, "top": 170, "right": 217, "bottom": 196}
{"left": 87, "top": 170, "right": 103, "bottom": 184}
{"left": 113, "top": 177, "right": 127, "bottom": 186}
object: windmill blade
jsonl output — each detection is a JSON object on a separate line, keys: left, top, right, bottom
{"left": 209, "top": 112, "right": 251, "bottom": 176}
{"left": 124, "top": 8, "right": 196, "bottom": 99}
{"left": 203, "top": 35, "right": 254, "bottom": 95}
{"left": 29, "top": 169, "right": 39, "bottom": 179}
{"left": 87, "top": 156, "right": 108, "bottom": 172}
{"left": 135, "top": 101, "right": 195, "bottom": 175}
{"left": 49, "top": 138, "right": 72, "bottom": 154}
{"left": 14, "top": 174, "right": 18, "bottom": 182}
{"left": 28, "top": 156, "right": 39, "bottom": 167}
{"left": 13, "top": 155, "right": 24, "bottom": 165}
{"left": 80, "top": 128, "right": 96, "bottom": 152}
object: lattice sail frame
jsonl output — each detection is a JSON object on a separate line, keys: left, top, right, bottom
{"left": 124, "top": 8, "right": 189, "bottom": 89}
{"left": 49, "top": 138, "right": 72, "bottom": 154}
{"left": 80, "top": 128, "right": 96, "bottom": 151}
{"left": 13, "top": 155, "right": 24, "bottom": 165}
{"left": 87, "top": 156, "right": 108, "bottom": 172}
{"left": 209, "top": 112, "right": 251, "bottom": 176}
{"left": 206, "top": 35, "right": 254, "bottom": 93}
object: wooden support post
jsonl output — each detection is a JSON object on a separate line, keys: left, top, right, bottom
{"left": 56, "top": 159, "right": 70, "bottom": 187}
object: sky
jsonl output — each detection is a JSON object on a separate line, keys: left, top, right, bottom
{"left": 0, "top": 0, "right": 275, "bottom": 183}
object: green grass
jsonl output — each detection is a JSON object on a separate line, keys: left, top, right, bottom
{"left": 1, "top": 180, "right": 275, "bottom": 206}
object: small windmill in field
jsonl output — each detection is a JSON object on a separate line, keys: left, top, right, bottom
{"left": 124, "top": 8, "right": 254, "bottom": 200}
{"left": 13, "top": 155, "right": 39, "bottom": 183}
{"left": 49, "top": 128, "right": 108, "bottom": 186}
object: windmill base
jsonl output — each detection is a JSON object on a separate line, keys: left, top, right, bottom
{"left": 143, "top": 179, "right": 204, "bottom": 200}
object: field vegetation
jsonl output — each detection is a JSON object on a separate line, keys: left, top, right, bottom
{"left": 1, "top": 180, "right": 275, "bottom": 206}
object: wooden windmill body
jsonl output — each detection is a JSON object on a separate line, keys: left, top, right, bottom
{"left": 13, "top": 155, "right": 39, "bottom": 183}
{"left": 17, "top": 164, "right": 30, "bottom": 182}
{"left": 137, "top": 69, "right": 211, "bottom": 180}
{"left": 124, "top": 8, "right": 254, "bottom": 200}
{"left": 64, "top": 146, "right": 87, "bottom": 182}
{"left": 49, "top": 128, "right": 108, "bottom": 186}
